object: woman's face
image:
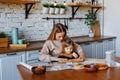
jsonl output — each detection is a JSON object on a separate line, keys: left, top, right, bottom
{"left": 55, "top": 32, "right": 65, "bottom": 42}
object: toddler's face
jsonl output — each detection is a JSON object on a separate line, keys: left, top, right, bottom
{"left": 64, "top": 45, "right": 73, "bottom": 54}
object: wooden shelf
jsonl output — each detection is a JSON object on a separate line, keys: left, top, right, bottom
{"left": 67, "top": 2, "right": 103, "bottom": 18}
{"left": 0, "top": 0, "right": 40, "bottom": 19}
{"left": 0, "top": 0, "right": 39, "bottom": 4}
{"left": 67, "top": 3, "right": 103, "bottom": 8}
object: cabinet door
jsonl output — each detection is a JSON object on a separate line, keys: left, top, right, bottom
{"left": 81, "top": 39, "right": 116, "bottom": 59}
{"left": 103, "top": 39, "right": 116, "bottom": 57}
{"left": 91, "top": 42, "right": 97, "bottom": 58}
{"left": 0, "top": 52, "right": 25, "bottom": 80}
{"left": 26, "top": 50, "right": 40, "bottom": 63}
{"left": 81, "top": 42, "right": 92, "bottom": 58}
{"left": 105, "top": 39, "right": 116, "bottom": 51}
{"left": 94, "top": 40, "right": 105, "bottom": 58}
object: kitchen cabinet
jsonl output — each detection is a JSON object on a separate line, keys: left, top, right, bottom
{"left": 0, "top": 52, "right": 25, "bottom": 80}
{"left": 105, "top": 39, "right": 116, "bottom": 51}
{"left": 81, "top": 42, "right": 93, "bottom": 58}
{"left": 93, "top": 40, "right": 105, "bottom": 58}
{"left": 80, "top": 38, "right": 116, "bottom": 58}
{"left": 26, "top": 50, "right": 40, "bottom": 64}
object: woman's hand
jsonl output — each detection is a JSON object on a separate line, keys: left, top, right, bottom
{"left": 79, "top": 51, "right": 85, "bottom": 61}
{"left": 79, "top": 56, "right": 85, "bottom": 61}
{"left": 58, "top": 58, "right": 68, "bottom": 63}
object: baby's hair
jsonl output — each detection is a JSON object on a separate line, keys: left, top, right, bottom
{"left": 65, "top": 38, "right": 74, "bottom": 46}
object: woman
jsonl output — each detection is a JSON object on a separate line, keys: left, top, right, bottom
{"left": 39, "top": 23, "right": 85, "bottom": 62}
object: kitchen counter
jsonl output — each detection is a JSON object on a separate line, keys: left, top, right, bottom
{"left": 0, "top": 36, "right": 116, "bottom": 54}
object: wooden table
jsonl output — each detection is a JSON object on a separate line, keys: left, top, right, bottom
{"left": 17, "top": 58, "right": 120, "bottom": 80}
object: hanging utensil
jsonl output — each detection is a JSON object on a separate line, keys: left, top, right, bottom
{"left": 67, "top": 19, "right": 68, "bottom": 29}
{"left": 59, "top": 18, "right": 60, "bottom": 23}
{"left": 64, "top": 18, "right": 66, "bottom": 26}
{"left": 53, "top": 19, "right": 55, "bottom": 26}
{"left": 64, "top": 19, "right": 68, "bottom": 30}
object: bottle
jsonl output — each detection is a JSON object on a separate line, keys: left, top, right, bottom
{"left": 11, "top": 27, "right": 19, "bottom": 44}
{"left": 88, "top": 27, "right": 94, "bottom": 37}
{"left": 105, "top": 50, "right": 115, "bottom": 67}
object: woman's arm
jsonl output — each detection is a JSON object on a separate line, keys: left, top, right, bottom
{"left": 39, "top": 40, "right": 59, "bottom": 62}
{"left": 39, "top": 40, "right": 67, "bottom": 62}
{"left": 74, "top": 43, "right": 85, "bottom": 60}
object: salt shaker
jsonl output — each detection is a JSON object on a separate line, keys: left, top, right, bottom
{"left": 105, "top": 50, "right": 115, "bottom": 67}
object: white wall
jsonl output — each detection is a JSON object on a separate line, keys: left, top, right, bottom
{"left": 104, "top": 0, "right": 120, "bottom": 56}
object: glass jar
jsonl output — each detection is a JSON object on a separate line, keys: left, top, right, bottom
{"left": 105, "top": 50, "right": 115, "bottom": 67}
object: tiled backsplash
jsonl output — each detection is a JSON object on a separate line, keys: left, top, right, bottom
{"left": 0, "top": 0, "right": 103, "bottom": 41}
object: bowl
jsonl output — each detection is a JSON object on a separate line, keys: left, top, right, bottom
{"left": 32, "top": 66, "right": 46, "bottom": 75}
{"left": 84, "top": 64, "right": 98, "bottom": 72}
{"left": 95, "top": 64, "right": 108, "bottom": 70}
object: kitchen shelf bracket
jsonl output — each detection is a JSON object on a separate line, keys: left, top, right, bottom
{"left": 72, "top": 6, "right": 80, "bottom": 18}
{"left": 25, "top": 3, "right": 34, "bottom": 19}
{"left": 94, "top": 8, "right": 100, "bottom": 13}
{"left": 91, "top": 7, "right": 100, "bottom": 14}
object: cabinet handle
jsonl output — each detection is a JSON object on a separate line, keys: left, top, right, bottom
{"left": 7, "top": 53, "right": 17, "bottom": 56}
{"left": 84, "top": 42, "right": 90, "bottom": 45}
{"left": 97, "top": 40, "right": 103, "bottom": 43}
{"left": 38, "top": 59, "right": 40, "bottom": 61}
{"left": 107, "top": 39, "right": 113, "bottom": 41}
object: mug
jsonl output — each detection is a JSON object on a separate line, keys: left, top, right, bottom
{"left": 18, "top": 39, "right": 23, "bottom": 44}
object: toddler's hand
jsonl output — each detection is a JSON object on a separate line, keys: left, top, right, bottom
{"left": 72, "top": 52, "right": 78, "bottom": 58}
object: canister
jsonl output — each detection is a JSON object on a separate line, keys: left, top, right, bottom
{"left": 11, "top": 27, "right": 19, "bottom": 44}
{"left": 105, "top": 50, "right": 115, "bottom": 67}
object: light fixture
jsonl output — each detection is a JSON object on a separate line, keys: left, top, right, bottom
{"left": 54, "top": 1, "right": 57, "bottom": 6}
{"left": 63, "top": 1, "right": 66, "bottom": 5}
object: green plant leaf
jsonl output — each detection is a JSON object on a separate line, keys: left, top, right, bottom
{"left": 43, "top": 3, "right": 50, "bottom": 7}
{"left": 49, "top": 4, "right": 55, "bottom": 8}
{"left": 84, "top": 11, "right": 97, "bottom": 26}
{"left": 0, "top": 32, "right": 6, "bottom": 38}
{"left": 59, "top": 4, "right": 66, "bottom": 8}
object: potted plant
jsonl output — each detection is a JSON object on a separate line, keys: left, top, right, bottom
{"left": 84, "top": 11, "right": 98, "bottom": 26}
{"left": 54, "top": 4, "right": 60, "bottom": 14}
{"left": 49, "top": 4, "right": 55, "bottom": 14}
{"left": 59, "top": 4, "right": 66, "bottom": 14}
{"left": 0, "top": 32, "right": 6, "bottom": 38}
{"left": 0, "top": 32, "right": 8, "bottom": 48}
{"left": 42, "top": 3, "right": 49, "bottom": 14}
{"left": 84, "top": 10, "right": 101, "bottom": 37}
